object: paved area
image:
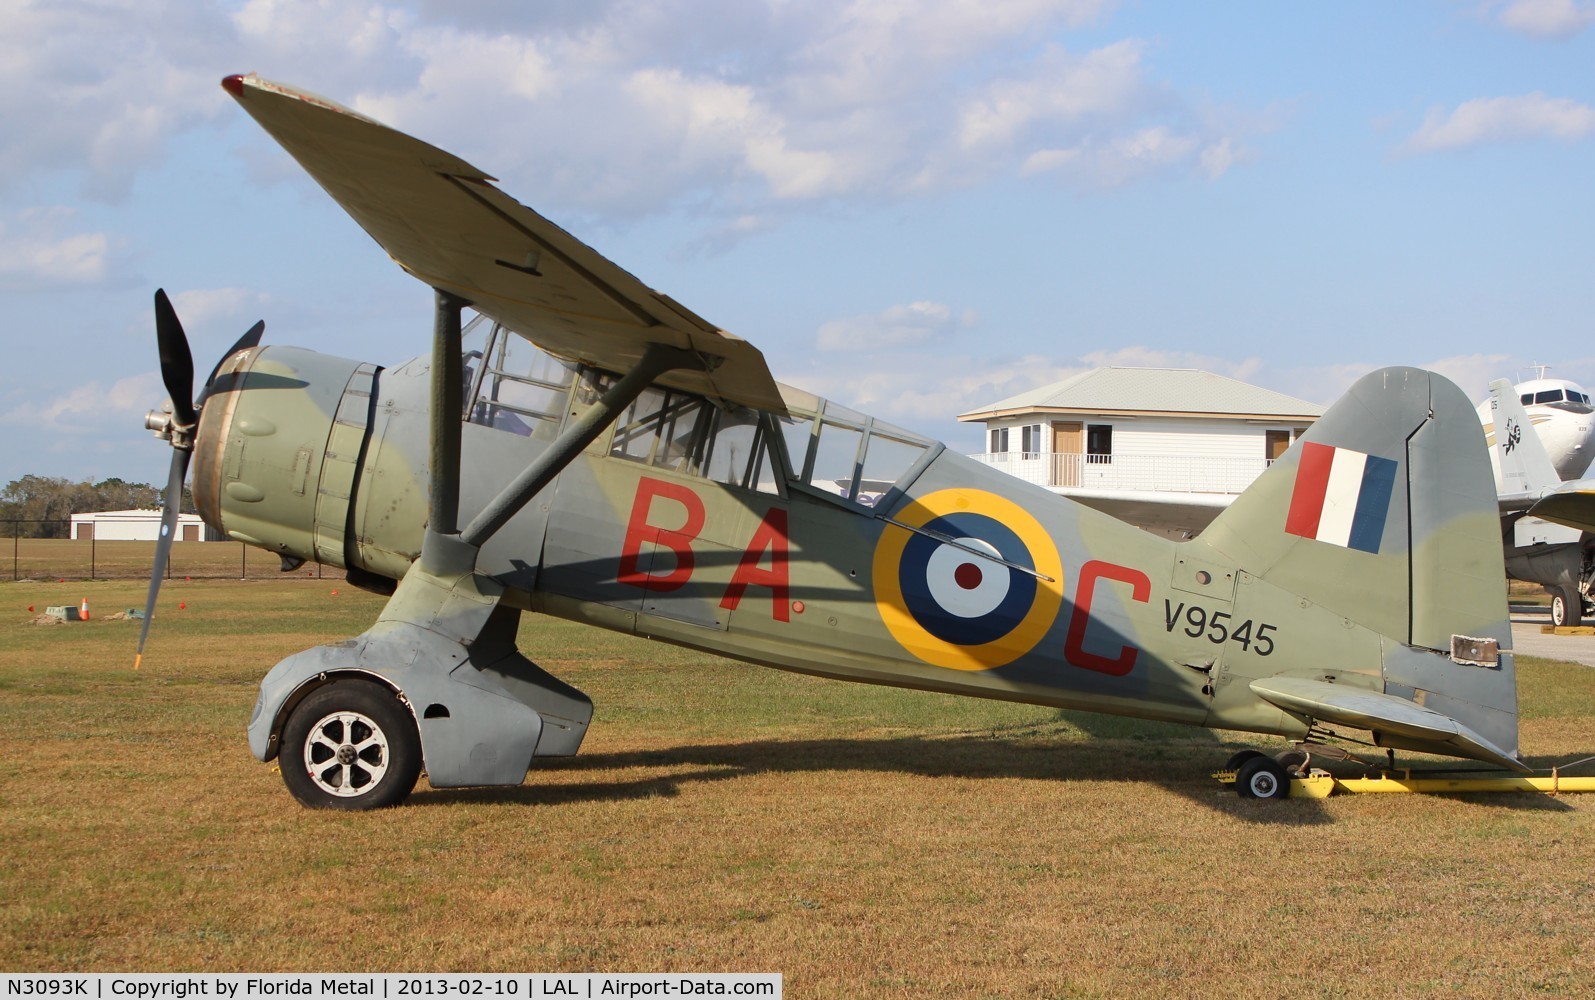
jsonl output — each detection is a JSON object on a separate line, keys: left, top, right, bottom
{"left": 1510, "top": 604, "right": 1595, "bottom": 667}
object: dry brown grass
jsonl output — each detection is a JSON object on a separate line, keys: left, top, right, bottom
{"left": 4, "top": 578, "right": 1595, "bottom": 997}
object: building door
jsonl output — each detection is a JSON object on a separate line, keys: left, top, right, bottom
{"left": 1265, "top": 430, "right": 1291, "bottom": 463}
{"left": 182, "top": 524, "right": 200, "bottom": 542}
{"left": 1052, "top": 421, "right": 1083, "bottom": 486}
{"left": 76, "top": 523, "right": 93, "bottom": 542}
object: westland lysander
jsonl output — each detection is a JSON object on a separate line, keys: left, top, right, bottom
{"left": 139, "top": 75, "right": 1521, "bottom": 809}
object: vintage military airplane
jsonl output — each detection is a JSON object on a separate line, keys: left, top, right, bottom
{"left": 1489, "top": 379, "right": 1595, "bottom": 625}
{"left": 138, "top": 74, "right": 1523, "bottom": 809}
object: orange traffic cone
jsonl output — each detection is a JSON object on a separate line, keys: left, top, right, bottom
{"left": 80, "top": 597, "right": 90, "bottom": 621}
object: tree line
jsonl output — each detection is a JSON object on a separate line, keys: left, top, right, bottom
{"left": 1, "top": 475, "right": 195, "bottom": 538}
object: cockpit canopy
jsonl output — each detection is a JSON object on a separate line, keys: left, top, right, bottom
{"left": 461, "top": 317, "right": 935, "bottom": 508}
{"left": 1518, "top": 378, "right": 1593, "bottom": 414}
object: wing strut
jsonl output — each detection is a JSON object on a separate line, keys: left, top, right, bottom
{"left": 419, "top": 290, "right": 703, "bottom": 576}
{"left": 462, "top": 340, "right": 699, "bottom": 547}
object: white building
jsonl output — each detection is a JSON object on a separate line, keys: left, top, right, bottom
{"left": 70, "top": 509, "right": 210, "bottom": 542}
{"left": 959, "top": 367, "right": 1323, "bottom": 500}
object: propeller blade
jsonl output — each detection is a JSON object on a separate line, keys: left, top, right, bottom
{"left": 134, "top": 447, "right": 191, "bottom": 669}
{"left": 154, "top": 288, "right": 197, "bottom": 427}
{"left": 198, "top": 319, "right": 264, "bottom": 404}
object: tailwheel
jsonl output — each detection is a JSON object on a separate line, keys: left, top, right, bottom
{"left": 280, "top": 679, "right": 421, "bottom": 810}
{"left": 1235, "top": 755, "right": 1292, "bottom": 800}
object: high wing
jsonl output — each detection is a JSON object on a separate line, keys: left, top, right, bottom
{"left": 223, "top": 73, "right": 785, "bottom": 414}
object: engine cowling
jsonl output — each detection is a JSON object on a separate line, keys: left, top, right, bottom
{"left": 192, "top": 345, "right": 378, "bottom": 569}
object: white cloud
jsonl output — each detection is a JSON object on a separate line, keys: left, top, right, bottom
{"left": 168, "top": 288, "right": 274, "bottom": 333}
{"left": 783, "top": 344, "right": 1268, "bottom": 439}
{"left": 786, "top": 351, "right": 1085, "bottom": 429}
{"left": 0, "top": 1, "right": 236, "bottom": 200}
{"left": 958, "top": 41, "right": 1146, "bottom": 150}
{"left": 783, "top": 348, "right": 1561, "bottom": 444}
{"left": 815, "top": 301, "right": 974, "bottom": 352}
{"left": 1078, "top": 347, "right": 1265, "bottom": 382}
{"left": 3, "top": 372, "right": 164, "bottom": 435}
{"left": 252, "top": 1, "right": 1247, "bottom": 219}
{"left": 1404, "top": 93, "right": 1595, "bottom": 153}
{"left": 1487, "top": 0, "right": 1595, "bottom": 39}
{"left": 0, "top": 0, "right": 1255, "bottom": 232}
{"left": 0, "top": 208, "right": 112, "bottom": 289}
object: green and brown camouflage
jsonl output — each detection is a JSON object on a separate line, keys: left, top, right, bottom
{"left": 143, "top": 75, "right": 1524, "bottom": 809}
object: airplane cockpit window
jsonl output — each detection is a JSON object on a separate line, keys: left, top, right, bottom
{"left": 777, "top": 390, "right": 933, "bottom": 508}
{"left": 1529, "top": 386, "right": 1593, "bottom": 413}
{"left": 464, "top": 320, "right": 576, "bottom": 441}
{"left": 610, "top": 386, "right": 781, "bottom": 494}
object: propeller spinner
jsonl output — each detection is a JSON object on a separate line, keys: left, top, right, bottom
{"left": 136, "top": 288, "right": 264, "bottom": 668}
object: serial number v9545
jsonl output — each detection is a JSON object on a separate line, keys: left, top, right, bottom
{"left": 1163, "top": 601, "right": 1276, "bottom": 656}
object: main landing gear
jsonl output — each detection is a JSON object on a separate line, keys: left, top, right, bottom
{"left": 1550, "top": 585, "right": 1588, "bottom": 628}
{"left": 279, "top": 679, "right": 423, "bottom": 809}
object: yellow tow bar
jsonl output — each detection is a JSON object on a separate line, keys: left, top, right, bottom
{"left": 1215, "top": 768, "right": 1595, "bottom": 799}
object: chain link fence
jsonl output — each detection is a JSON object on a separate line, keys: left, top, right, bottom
{"left": 6, "top": 521, "right": 326, "bottom": 582}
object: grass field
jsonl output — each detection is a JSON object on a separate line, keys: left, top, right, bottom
{"left": 4, "top": 578, "right": 1595, "bottom": 996}
{"left": 4, "top": 538, "right": 333, "bottom": 582}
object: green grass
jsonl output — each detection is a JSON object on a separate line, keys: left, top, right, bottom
{"left": 4, "top": 578, "right": 1595, "bottom": 996}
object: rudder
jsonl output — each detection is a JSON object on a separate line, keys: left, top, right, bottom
{"left": 1190, "top": 367, "right": 1518, "bottom": 765}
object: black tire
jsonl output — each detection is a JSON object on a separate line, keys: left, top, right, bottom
{"left": 1274, "top": 748, "right": 1310, "bottom": 776}
{"left": 1552, "top": 588, "right": 1582, "bottom": 627}
{"left": 1236, "top": 756, "right": 1291, "bottom": 800}
{"left": 279, "top": 679, "right": 421, "bottom": 810}
{"left": 1223, "top": 749, "right": 1265, "bottom": 772}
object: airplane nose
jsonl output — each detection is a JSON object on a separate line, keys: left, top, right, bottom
{"left": 191, "top": 344, "right": 373, "bottom": 569}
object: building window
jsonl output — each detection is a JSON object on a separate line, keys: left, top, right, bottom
{"left": 1265, "top": 429, "right": 1292, "bottom": 463}
{"left": 1021, "top": 424, "right": 1043, "bottom": 459}
{"left": 990, "top": 427, "right": 1010, "bottom": 454}
{"left": 1086, "top": 424, "right": 1113, "bottom": 464}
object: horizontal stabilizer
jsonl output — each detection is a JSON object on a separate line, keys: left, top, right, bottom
{"left": 1528, "top": 482, "right": 1595, "bottom": 534}
{"left": 1250, "top": 676, "right": 1528, "bottom": 772}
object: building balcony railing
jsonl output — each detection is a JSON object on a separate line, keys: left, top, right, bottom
{"left": 970, "top": 452, "right": 1274, "bottom": 494}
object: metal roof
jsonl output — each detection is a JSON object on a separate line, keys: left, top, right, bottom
{"left": 957, "top": 367, "right": 1325, "bottom": 421}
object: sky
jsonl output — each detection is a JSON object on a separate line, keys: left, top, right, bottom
{"left": 2, "top": 0, "right": 1593, "bottom": 485}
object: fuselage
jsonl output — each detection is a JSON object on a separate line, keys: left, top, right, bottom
{"left": 195, "top": 331, "right": 1448, "bottom": 746}
{"left": 1478, "top": 376, "right": 1595, "bottom": 483}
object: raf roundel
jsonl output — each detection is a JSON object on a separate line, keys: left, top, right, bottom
{"left": 872, "top": 489, "right": 1064, "bottom": 671}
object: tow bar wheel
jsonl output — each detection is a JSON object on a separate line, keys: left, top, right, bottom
{"left": 1236, "top": 755, "right": 1291, "bottom": 800}
{"left": 280, "top": 679, "right": 421, "bottom": 810}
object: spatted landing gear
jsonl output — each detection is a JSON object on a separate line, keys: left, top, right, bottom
{"left": 280, "top": 679, "right": 422, "bottom": 810}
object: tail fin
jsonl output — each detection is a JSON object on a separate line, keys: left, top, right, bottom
{"left": 1191, "top": 367, "right": 1519, "bottom": 766}
{"left": 1489, "top": 378, "right": 1562, "bottom": 495}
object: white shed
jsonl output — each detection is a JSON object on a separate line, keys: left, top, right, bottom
{"left": 70, "top": 509, "right": 210, "bottom": 542}
{"left": 959, "top": 367, "right": 1323, "bottom": 500}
